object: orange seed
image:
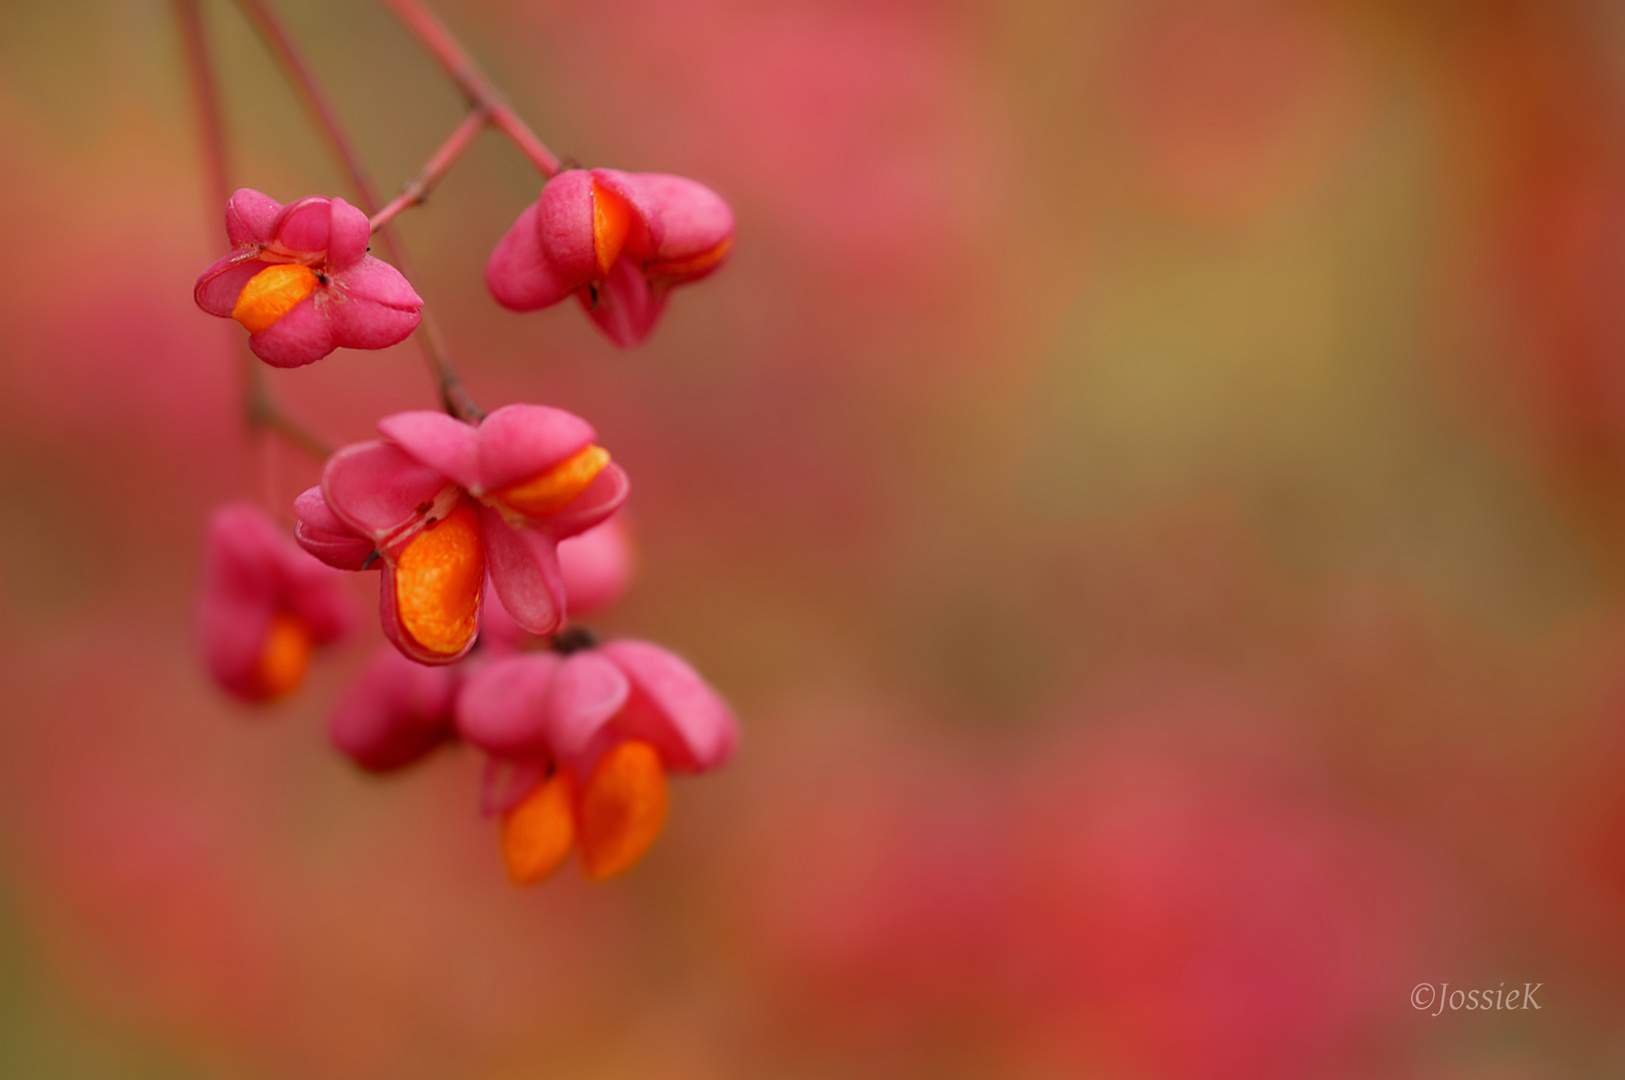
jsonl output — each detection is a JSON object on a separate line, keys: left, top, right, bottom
{"left": 578, "top": 740, "right": 669, "bottom": 881}
{"left": 645, "top": 236, "right": 733, "bottom": 281}
{"left": 232, "top": 263, "right": 319, "bottom": 334}
{"left": 493, "top": 445, "right": 611, "bottom": 518}
{"left": 501, "top": 771, "right": 577, "bottom": 885}
{"left": 591, "top": 181, "right": 634, "bottom": 277}
{"left": 249, "top": 611, "right": 313, "bottom": 701}
{"left": 394, "top": 502, "right": 484, "bottom": 657}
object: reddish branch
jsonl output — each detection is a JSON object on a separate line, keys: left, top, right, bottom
{"left": 369, "top": 106, "right": 490, "bottom": 232}
{"left": 233, "top": 0, "right": 485, "bottom": 422}
{"left": 173, "top": 0, "right": 230, "bottom": 229}
{"left": 174, "top": 0, "right": 332, "bottom": 464}
{"left": 378, "top": 0, "right": 562, "bottom": 177}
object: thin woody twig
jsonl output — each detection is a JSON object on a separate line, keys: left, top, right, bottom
{"left": 232, "top": 0, "right": 485, "bottom": 423}
{"left": 173, "top": 0, "right": 230, "bottom": 232}
{"left": 246, "top": 388, "right": 335, "bottom": 460}
{"left": 175, "top": 0, "right": 334, "bottom": 466}
{"left": 377, "top": 0, "right": 561, "bottom": 177}
{"left": 369, "top": 106, "right": 489, "bottom": 232}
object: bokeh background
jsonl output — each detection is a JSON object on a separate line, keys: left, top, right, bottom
{"left": 5, "top": 0, "right": 1625, "bottom": 1076}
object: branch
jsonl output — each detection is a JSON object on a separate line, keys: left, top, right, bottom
{"left": 173, "top": 0, "right": 230, "bottom": 231}
{"left": 233, "top": 0, "right": 384, "bottom": 210}
{"left": 370, "top": 106, "right": 489, "bottom": 232}
{"left": 246, "top": 386, "right": 336, "bottom": 459}
{"left": 176, "top": 0, "right": 335, "bottom": 465}
{"left": 377, "top": 0, "right": 562, "bottom": 177}
{"left": 233, "top": 0, "right": 486, "bottom": 423}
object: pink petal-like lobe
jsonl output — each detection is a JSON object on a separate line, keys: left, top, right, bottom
{"left": 281, "top": 551, "right": 358, "bottom": 644}
{"left": 639, "top": 173, "right": 734, "bottom": 277}
{"left": 325, "top": 196, "right": 371, "bottom": 267}
{"left": 543, "top": 650, "right": 631, "bottom": 761}
{"left": 535, "top": 169, "right": 597, "bottom": 286}
{"left": 478, "top": 507, "right": 567, "bottom": 637}
{"left": 600, "top": 640, "right": 738, "bottom": 772}
{"left": 479, "top": 756, "right": 552, "bottom": 817}
{"left": 321, "top": 440, "right": 450, "bottom": 544}
{"left": 558, "top": 517, "right": 634, "bottom": 617}
{"left": 378, "top": 411, "right": 480, "bottom": 490}
{"left": 272, "top": 196, "right": 333, "bottom": 256}
{"left": 197, "top": 503, "right": 355, "bottom": 701}
{"left": 246, "top": 295, "right": 336, "bottom": 368}
{"left": 329, "top": 646, "right": 459, "bottom": 772}
{"left": 293, "top": 485, "right": 375, "bottom": 570}
{"left": 225, "top": 188, "right": 281, "bottom": 246}
{"left": 330, "top": 256, "right": 424, "bottom": 309}
{"left": 486, "top": 203, "right": 577, "bottom": 312}
{"left": 474, "top": 403, "right": 596, "bottom": 492}
{"left": 455, "top": 652, "right": 561, "bottom": 755}
{"left": 477, "top": 576, "right": 531, "bottom": 652}
{"left": 324, "top": 291, "right": 423, "bottom": 352}
{"left": 198, "top": 508, "right": 280, "bottom": 699}
{"left": 582, "top": 258, "right": 667, "bottom": 347}
{"left": 194, "top": 254, "right": 266, "bottom": 317}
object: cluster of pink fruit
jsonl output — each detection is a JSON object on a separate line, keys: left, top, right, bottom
{"left": 186, "top": 0, "right": 736, "bottom": 885}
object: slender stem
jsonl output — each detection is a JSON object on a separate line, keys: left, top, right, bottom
{"left": 233, "top": 0, "right": 485, "bottom": 423}
{"left": 174, "top": 0, "right": 254, "bottom": 416}
{"left": 174, "top": 0, "right": 230, "bottom": 231}
{"left": 377, "top": 0, "right": 561, "bottom": 176}
{"left": 247, "top": 386, "right": 336, "bottom": 459}
{"left": 176, "top": 0, "right": 334, "bottom": 470}
{"left": 233, "top": 0, "right": 385, "bottom": 210}
{"left": 370, "top": 107, "right": 489, "bottom": 232}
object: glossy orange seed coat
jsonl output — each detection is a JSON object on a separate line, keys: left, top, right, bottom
{"left": 494, "top": 445, "right": 610, "bottom": 517}
{"left": 646, "top": 236, "right": 732, "bottom": 281}
{"left": 249, "top": 611, "right": 313, "bottom": 701}
{"left": 232, "top": 263, "right": 319, "bottom": 334}
{"left": 501, "top": 771, "right": 577, "bottom": 885}
{"left": 394, "top": 503, "right": 484, "bottom": 656}
{"left": 591, "top": 181, "right": 634, "bottom": 277}
{"left": 579, "top": 740, "right": 669, "bottom": 880}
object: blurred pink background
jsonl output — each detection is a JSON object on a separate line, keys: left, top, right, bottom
{"left": 4, "top": 0, "right": 1625, "bottom": 1076}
